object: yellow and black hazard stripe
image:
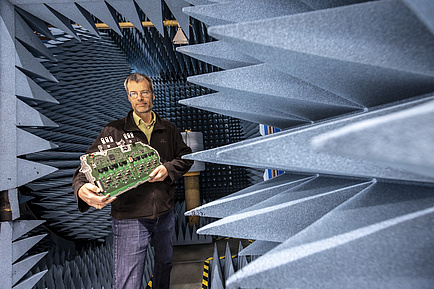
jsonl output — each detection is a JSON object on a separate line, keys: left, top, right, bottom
{"left": 145, "top": 276, "right": 153, "bottom": 288}
{"left": 202, "top": 259, "right": 210, "bottom": 289}
{"left": 202, "top": 237, "right": 254, "bottom": 288}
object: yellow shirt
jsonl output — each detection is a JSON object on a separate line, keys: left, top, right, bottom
{"left": 133, "top": 111, "right": 156, "bottom": 143}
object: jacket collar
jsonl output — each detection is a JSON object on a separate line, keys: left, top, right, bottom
{"left": 124, "top": 110, "right": 166, "bottom": 132}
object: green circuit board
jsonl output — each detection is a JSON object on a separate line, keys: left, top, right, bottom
{"left": 80, "top": 142, "right": 161, "bottom": 197}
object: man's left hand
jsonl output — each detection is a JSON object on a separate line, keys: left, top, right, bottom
{"left": 148, "top": 165, "right": 168, "bottom": 182}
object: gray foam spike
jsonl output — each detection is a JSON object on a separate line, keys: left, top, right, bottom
{"left": 238, "top": 240, "right": 280, "bottom": 256}
{"left": 13, "top": 234, "right": 47, "bottom": 263}
{"left": 15, "top": 69, "right": 59, "bottom": 103}
{"left": 402, "top": 0, "right": 434, "bottom": 35}
{"left": 207, "top": 0, "right": 434, "bottom": 107}
{"left": 211, "top": 243, "right": 224, "bottom": 289}
{"left": 12, "top": 220, "right": 45, "bottom": 242}
{"left": 15, "top": 41, "right": 58, "bottom": 83}
{"left": 283, "top": 181, "right": 434, "bottom": 248}
{"left": 0, "top": 222, "right": 13, "bottom": 288}
{"left": 300, "top": 0, "right": 369, "bottom": 10}
{"left": 106, "top": 0, "right": 144, "bottom": 34}
{"left": 224, "top": 242, "right": 235, "bottom": 280}
{"left": 183, "top": 96, "right": 434, "bottom": 183}
{"left": 176, "top": 41, "right": 260, "bottom": 69}
{"left": 236, "top": 241, "right": 245, "bottom": 268}
{"left": 164, "top": 0, "right": 190, "bottom": 38}
{"left": 179, "top": 92, "right": 310, "bottom": 129}
{"left": 184, "top": 0, "right": 212, "bottom": 4}
{"left": 8, "top": 189, "right": 20, "bottom": 221}
{"left": 135, "top": 0, "right": 164, "bottom": 35}
{"left": 237, "top": 254, "right": 248, "bottom": 271}
{"left": 197, "top": 177, "right": 374, "bottom": 242}
{"left": 12, "top": 252, "right": 48, "bottom": 286}
{"left": 312, "top": 99, "right": 434, "bottom": 178}
{"left": 212, "top": 0, "right": 434, "bottom": 74}
{"left": 46, "top": 2, "right": 100, "bottom": 37}
{"left": 2, "top": 1, "right": 19, "bottom": 193}
{"left": 183, "top": 67, "right": 361, "bottom": 123}
{"left": 12, "top": 270, "right": 48, "bottom": 289}
{"left": 15, "top": 12, "right": 56, "bottom": 62}
{"left": 15, "top": 6, "right": 55, "bottom": 40}
{"left": 76, "top": 1, "right": 122, "bottom": 35}
{"left": 204, "top": 0, "right": 231, "bottom": 2}
{"left": 227, "top": 206, "right": 434, "bottom": 289}
{"left": 15, "top": 3, "right": 79, "bottom": 40}
{"left": 187, "top": 63, "right": 359, "bottom": 108}
{"left": 17, "top": 158, "right": 58, "bottom": 188}
{"left": 185, "top": 173, "right": 315, "bottom": 218}
{"left": 183, "top": 0, "right": 312, "bottom": 27}
{"left": 16, "top": 128, "right": 58, "bottom": 156}
{"left": 175, "top": 200, "right": 213, "bottom": 244}
{"left": 16, "top": 99, "right": 58, "bottom": 127}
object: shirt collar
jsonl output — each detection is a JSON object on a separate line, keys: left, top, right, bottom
{"left": 133, "top": 111, "right": 156, "bottom": 128}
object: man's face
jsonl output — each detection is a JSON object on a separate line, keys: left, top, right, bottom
{"left": 127, "top": 80, "right": 155, "bottom": 115}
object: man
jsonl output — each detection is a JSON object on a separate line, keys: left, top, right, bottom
{"left": 72, "top": 73, "right": 193, "bottom": 289}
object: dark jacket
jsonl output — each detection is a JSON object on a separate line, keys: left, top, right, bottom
{"left": 72, "top": 110, "right": 193, "bottom": 219}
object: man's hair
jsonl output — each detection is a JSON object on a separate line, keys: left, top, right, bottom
{"left": 124, "top": 73, "right": 154, "bottom": 94}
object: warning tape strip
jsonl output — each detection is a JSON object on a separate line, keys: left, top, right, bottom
{"left": 202, "top": 260, "right": 210, "bottom": 289}
{"left": 202, "top": 254, "right": 239, "bottom": 289}
{"left": 148, "top": 238, "right": 253, "bottom": 289}
{"left": 202, "top": 238, "right": 253, "bottom": 289}
{"left": 146, "top": 276, "right": 153, "bottom": 288}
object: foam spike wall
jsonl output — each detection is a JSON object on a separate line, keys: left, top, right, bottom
{"left": 0, "top": 0, "right": 259, "bottom": 288}
{"left": 2, "top": 0, "right": 252, "bottom": 244}
{"left": 205, "top": 241, "right": 255, "bottom": 289}
{"left": 173, "top": 201, "right": 214, "bottom": 245}
{"left": 27, "top": 241, "right": 154, "bottom": 289}
{"left": 0, "top": 221, "right": 48, "bottom": 289}
{"left": 180, "top": 1, "right": 434, "bottom": 288}
{"left": 22, "top": 26, "right": 131, "bottom": 241}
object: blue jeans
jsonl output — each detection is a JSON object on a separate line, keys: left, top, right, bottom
{"left": 112, "top": 210, "right": 175, "bottom": 289}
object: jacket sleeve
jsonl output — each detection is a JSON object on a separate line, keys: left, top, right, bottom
{"left": 71, "top": 127, "right": 108, "bottom": 212}
{"left": 163, "top": 126, "right": 194, "bottom": 185}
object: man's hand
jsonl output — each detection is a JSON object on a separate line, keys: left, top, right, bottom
{"left": 78, "top": 183, "right": 116, "bottom": 210}
{"left": 148, "top": 165, "right": 168, "bottom": 182}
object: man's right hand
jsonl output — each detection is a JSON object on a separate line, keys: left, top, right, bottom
{"left": 78, "top": 183, "right": 116, "bottom": 210}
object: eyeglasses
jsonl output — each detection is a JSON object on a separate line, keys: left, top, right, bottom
{"left": 129, "top": 90, "right": 152, "bottom": 98}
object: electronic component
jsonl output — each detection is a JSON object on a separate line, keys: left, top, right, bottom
{"left": 80, "top": 142, "right": 161, "bottom": 198}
